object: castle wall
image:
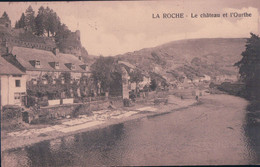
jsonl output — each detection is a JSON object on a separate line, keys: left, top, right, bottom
{"left": 58, "top": 31, "right": 82, "bottom": 57}
{"left": 2, "top": 36, "right": 55, "bottom": 52}
{"left": 0, "top": 23, "right": 82, "bottom": 58}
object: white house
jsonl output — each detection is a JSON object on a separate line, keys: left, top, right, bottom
{"left": 0, "top": 57, "right": 27, "bottom": 109}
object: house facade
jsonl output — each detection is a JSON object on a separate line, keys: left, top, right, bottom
{"left": 0, "top": 57, "right": 26, "bottom": 109}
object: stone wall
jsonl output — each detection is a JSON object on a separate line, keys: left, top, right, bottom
{"left": 0, "top": 26, "right": 56, "bottom": 53}
{"left": 3, "top": 36, "right": 55, "bottom": 51}
{"left": 26, "top": 100, "right": 111, "bottom": 124}
{"left": 58, "top": 30, "right": 82, "bottom": 57}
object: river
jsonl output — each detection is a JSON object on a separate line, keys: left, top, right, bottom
{"left": 1, "top": 94, "right": 259, "bottom": 166}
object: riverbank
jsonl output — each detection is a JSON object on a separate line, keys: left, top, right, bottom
{"left": 1, "top": 95, "right": 196, "bottom": 152}
{"left": 2, "top": 93, "right": 257, "bottom": 166}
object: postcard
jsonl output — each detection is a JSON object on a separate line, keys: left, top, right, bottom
{"left": 0, "top": 0, "right": 259, "bottom": 166}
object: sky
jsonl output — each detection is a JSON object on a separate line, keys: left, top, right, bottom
{"left": 0, "top": 0, "right": 260, "bottom": 56}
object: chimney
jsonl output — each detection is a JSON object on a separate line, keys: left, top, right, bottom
{"left": 53, "top": 48, "right": 59, "bottom": 55}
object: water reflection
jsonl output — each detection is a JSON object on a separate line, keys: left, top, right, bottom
{"left": 244, "top": 110, "right": 260, "bottom": 163}
{"left": 2, "top": 107, "right": 259, "bottom": 166}
{"left": 2, "top": 123, "right": 125, "bottom": 167}
{"left": 1, "top": 148, "right": 30, "bottom": 167}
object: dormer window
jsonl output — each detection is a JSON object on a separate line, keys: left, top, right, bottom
{"left": 30, "top": 60, "right": 41, "bottom": 68}
{"left": 71, "top": 64, "right": 75, "bottom": 70}
{"left": 80, "top": 64, "right": 87, "bottom": 70}
{"left": 49, "top": 62, "right": 60, "bottom": 69}
{"left": 65, "top": 63, "right": 76, "bottom": 70}
{"left": 55, "top": 62, "right": 60, "bottom": 69}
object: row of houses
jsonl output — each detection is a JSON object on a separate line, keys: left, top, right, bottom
{"left": 0, "top": 45, "right": 91, "bottom": 108}
{"left": 0, "top": 51, "right": 153, "bottom": 109}
{"left": 0, "top": 46, "right": 154, "bottom": 109}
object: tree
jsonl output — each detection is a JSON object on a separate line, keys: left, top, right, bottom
{"left": 1, "top": 11, "right": 10, "bottom": 21}
{"left": 129, "top": 69, "right": 143, "bottom": 93}
{"left": 235, "top": 33, "right": 260, "bottom": 100}
{"left": 129, "top": 69, "right": 143, "bottom": 84}
{"left": 15, "top": 13, "right": 26, "bottom": 28}
{"left": 90, "top": 56, "right": 118, "bottom": 93}
{"left": 150, "top": 79, "right": 157, "bottom": 91}
{"left": 55, "top": 23, "right": 71, "bottom": 49}
{"left": 109, "top": 71, "right": 122, "bottom": 96}
{"left": 24, "top": 6, "right": 36, "bottom": 32}
{"left": 34, "top": 6, "right": 45, "bottom": 36}
{"left": 44, "top": 7, "right": 60, "bottom": 37}
{"left": 15, "top": 21, "right": 19, "bottom": 28}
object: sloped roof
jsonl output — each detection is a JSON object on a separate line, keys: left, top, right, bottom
{"left": 12, "top": 46, "right": 87, "bottom": 73}
{"left": 59, "top": 53, "right": 87, "bottom": 72}
{"left": 0, "top": 56, "right": 25, "bottom": 75}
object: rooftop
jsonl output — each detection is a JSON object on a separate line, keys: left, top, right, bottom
{"left": 0, "top": 56, "right": 25, "bottom": 75}
{"left": 11, "top": 46, "right": 87, "bottom": 73}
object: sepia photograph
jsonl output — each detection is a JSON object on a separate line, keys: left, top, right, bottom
{"left": 0, "top": 0, "right": 259, "bottom": 166}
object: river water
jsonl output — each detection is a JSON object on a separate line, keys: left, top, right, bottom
{"left": 1, "top": 95, "right": 260, "bottom": 166}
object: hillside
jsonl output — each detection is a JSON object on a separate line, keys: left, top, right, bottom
{"left": 116, "top": 38, "right": 246, "bottom": 82}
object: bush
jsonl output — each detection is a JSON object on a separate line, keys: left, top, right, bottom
{"left": 26, "top": 96, "right": 37, "bottom": 107}
{"left": 150, "top": 79, "right": 157, "bottom": 91}
{"left": 247, "top": 100, "right": 260, "bottom": 112}
{"left": 38, "top": 99, "right": 48, "bottom": 107}
{"left": 2, "top": 105, "right": 23, "bottom": 120}
{"left": 217, "top": 82, "right": 244, "bottom": 96}
{"left": 123, "top": 98, "right": 130, "bottom": 107}
{"left": 209, "top": 82, "right": 217, "bottom": 88}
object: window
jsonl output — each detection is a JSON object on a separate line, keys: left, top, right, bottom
{"left": 35, "top": 60, "right": 41, "bottom": 68}
{"left": 14, "top": 92, "right": 26, "bottom": 105}
{"left": 71, "top": 64, "right": 76, "bottom": 70}
{"left": 55, "top": 62, "right": 60, "bottom": 69}
{"left": 14, "top": 93, "right": 21, "bottom": 104}
{"left": 15, "top": 80, "right": 21, "bottom": 87}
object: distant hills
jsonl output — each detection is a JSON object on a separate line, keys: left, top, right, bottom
{"left": 115, "top": 38, "right": 247, "bottom": 82}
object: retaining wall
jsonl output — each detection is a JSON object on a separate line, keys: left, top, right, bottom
{"left": 26, "top": 100, "right": 112, "bottom": 124}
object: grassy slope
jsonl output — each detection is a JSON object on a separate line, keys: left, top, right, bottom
{"left": 116, "top": 38, "right": 247, "bottom": 81}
